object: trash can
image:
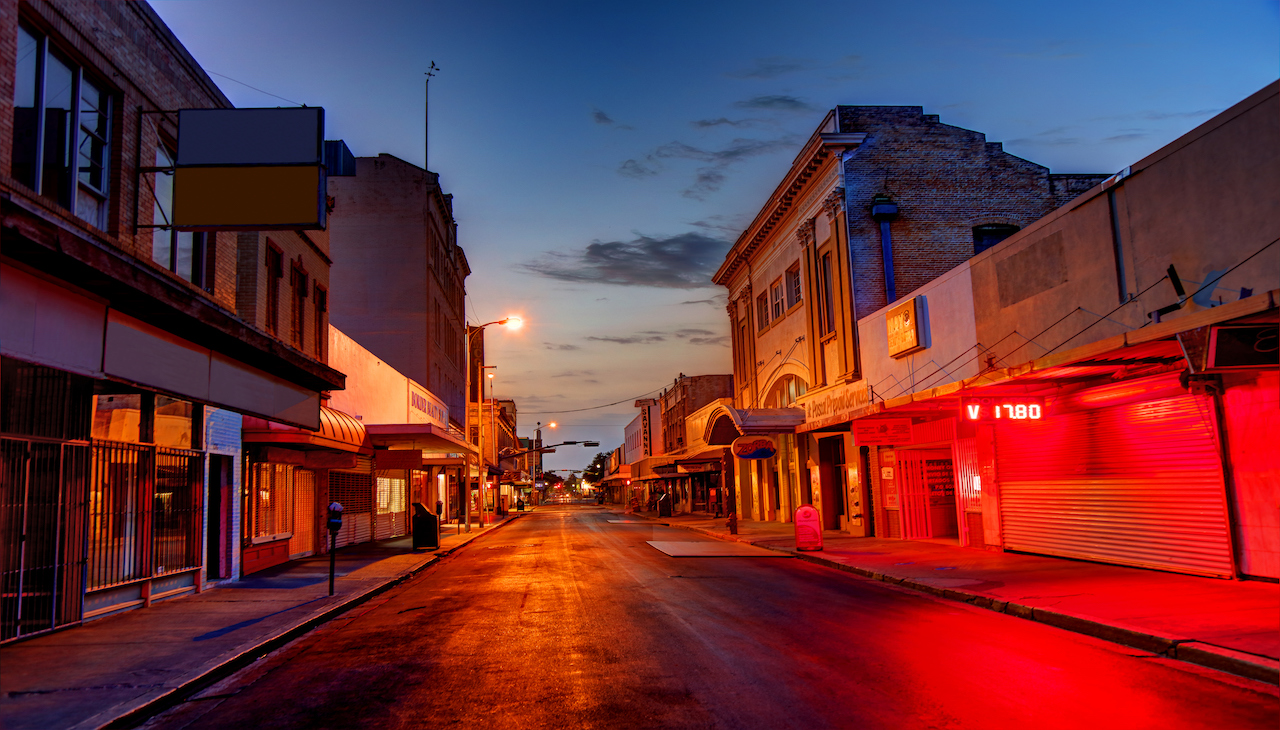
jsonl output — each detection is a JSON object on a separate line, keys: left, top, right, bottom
{"left": 657, "top": 493, "right": 672, "bottom": 517}
{"left": 412, "top": 502, "right": 439, "bottom": 549}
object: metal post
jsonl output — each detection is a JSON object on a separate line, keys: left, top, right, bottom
{"left": 328, "top": 530, "right": 337, "bottom": 596}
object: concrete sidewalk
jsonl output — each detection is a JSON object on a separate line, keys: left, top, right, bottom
{"left": 625, "top": 508, "right": 1279, "bottom": 685}
{"left": 0, "top": 511, "right": 530, "bottom": 730}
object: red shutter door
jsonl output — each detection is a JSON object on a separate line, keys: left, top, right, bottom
{"left": 329, "top": 470, "right": 373, "bottom": 548}
{"left": 997, "top": 393, "right": 1233, "bottom": 578}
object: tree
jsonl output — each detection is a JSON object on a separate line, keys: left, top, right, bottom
{"left": 583, "top": 451, "right": 609, "bottom": 483}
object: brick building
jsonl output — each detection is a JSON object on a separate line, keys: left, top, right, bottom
{"left": 713, "top": 106, "right": 1105, "bottom": 530}
{"left": 0, "top": 0, "right": 344, "bottom": 637}
{"left": 326, "top": 154, "right": 469, "bottom": 429}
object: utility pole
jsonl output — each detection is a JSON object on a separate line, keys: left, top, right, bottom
{"left": 424, "top": 61, "right": 438, "bottom": 172}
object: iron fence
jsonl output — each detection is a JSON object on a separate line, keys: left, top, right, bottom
{"left": 0, "top": 437, "right": 90, "bottom": 643}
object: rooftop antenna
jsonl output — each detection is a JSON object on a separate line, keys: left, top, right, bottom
{"left": 425, "top": 61, "right": 439, "bottom": 173}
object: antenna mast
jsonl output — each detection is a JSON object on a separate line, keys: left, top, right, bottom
{"left": 425, "top": 61, "right": 439, "bottom": 173}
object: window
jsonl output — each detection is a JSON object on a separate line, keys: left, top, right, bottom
{"left": 771, "top": 280, "right": 784, "bottom": 320}
{"left": 151, "top": 144, "right": 212, "bottom": 290}
{"left": 313, "top": 284, "right": 328, "bottom": 359}
{"left": 973, "top": 224, "right": 1020, "bottom": 255}
{"left": 786, "top": 265, "right": 802, "bottom": 309}
{"left": 756, "top": 291, "right": 770, "bottom": 331}
{"left": 11, "top": 24, "right": 112, "bottom": 229}
{"left": 818, "top": 252, "right": 835, "bottom": 336}
{"left": 265, "top": 244, "right": 283, "bottom": 335}
{"left": 290, "top": 261, "right": 308, "bottom": 350}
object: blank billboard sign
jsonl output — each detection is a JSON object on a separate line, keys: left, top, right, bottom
{"left": 173, "top": 107, "right": 326, "bottom": 230}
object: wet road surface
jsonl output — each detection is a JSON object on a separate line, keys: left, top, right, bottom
{"left": 144, "top": 506, "right": 1279, "bottom": 729}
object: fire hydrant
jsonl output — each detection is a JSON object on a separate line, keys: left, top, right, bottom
{"left": 726, "top": 511, "right": 738, "bottom": 535}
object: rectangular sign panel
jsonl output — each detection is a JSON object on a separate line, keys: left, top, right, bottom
{"left": 1206, "top": 325, "right": 1279, "bottom": 370}
{"left": 854, "top": 419, "right": 913, "bottom": 445}
{"left": 177, "top": 108, "right": 323, "bottom": 166}
{"left": 172, "top": 165, "right": 324, "bottom": 229}
{"left": 886, "top": 297, "right": 927, "bottom": 358}
{"left": 961, "top": 395, "right": 1046, "bottom": 421}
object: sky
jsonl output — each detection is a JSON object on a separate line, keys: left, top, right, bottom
{"left": 149, "top": 0, "right": 1278, "bottom": 473}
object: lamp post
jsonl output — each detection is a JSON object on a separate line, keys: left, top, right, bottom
{"left": 467, "top": 316, "right": 522, "bottom": 532}
{"left": 535, "top": 421, "right": 555, "bottom": 505}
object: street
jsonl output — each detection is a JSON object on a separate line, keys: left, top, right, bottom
{"left": 143, "top": 506, "right": 1278, "bottom": 730}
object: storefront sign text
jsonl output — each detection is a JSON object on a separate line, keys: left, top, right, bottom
{"left": 732, "top": 436, "right": 777, "bottom": 460}
{"left": 887, "top": 297, "right": 927, "bottom": 358}
{"left": 854, "top": 419, "right": 913, "bottom": 445}
{"left": 961, "top": 395, "right": 1045, "bottom": 421}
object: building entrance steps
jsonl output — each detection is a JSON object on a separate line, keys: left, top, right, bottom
{"left": 620, "top": 508, "right": 1279, "bottom": 685}
{"left": 0, "top": 511, "right": 530, "bottom": 730}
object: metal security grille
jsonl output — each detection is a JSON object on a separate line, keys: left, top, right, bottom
{"left": 998, "top": 394, "right": 1233, "bottom": 578}
{"left": 89, "top": 441, "right": 151, "bottom": 589}
{"left": 289, "top": 469, "right": 315, "bottom": 558}
{"left": 153, "top": 448, "right": 202, "bottom": 576}
{"left": 87, "top": 441, "right": 202, "bottom": 590}
{"left": 0, "top": 438, "right": 90, "bottom": 643}
{"left": 250, "top": 463, "right": 293, "bottom": 539}
{"left": 330, "top": 470, "right": 373, "bottom": 548}
{"left": 375, "top": 471, "right": 407, "bottom": 540}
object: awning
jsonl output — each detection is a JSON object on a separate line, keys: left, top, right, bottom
{"left": 242, "top": 406, "right": 371, "bottom": 454}
{"left": 675, "top": 447, "right": 726, "bottom": 473}
{"left": 849, "top": 289, "right": 1278, "bottom": 422}
{"left": 710, "top": 405, "right": 805, "bottom": 436}
{"left": 365, "top": 422, "right": 477, "bottom": 455}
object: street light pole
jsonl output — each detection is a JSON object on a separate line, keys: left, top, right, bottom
{"left": 466, "top": 316, "right": 521, "bottom": 533}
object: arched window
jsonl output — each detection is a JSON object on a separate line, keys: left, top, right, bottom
{"left": 764, "top": 375, "right": 808, "bottom": 409}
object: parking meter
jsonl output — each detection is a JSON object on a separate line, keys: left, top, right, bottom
{"left": 326, "top": 502, "right": 343, "bottom": 595}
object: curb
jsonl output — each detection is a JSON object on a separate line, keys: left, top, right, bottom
{"left": 649, "top": 515, "right": 1279, "bottom": 686}
{"left": 95, "top": 514, "right": 529, "bottom": 730}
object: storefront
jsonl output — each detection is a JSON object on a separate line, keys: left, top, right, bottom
{"left": 241, "top": 406, "right": 372, "bottom": 573}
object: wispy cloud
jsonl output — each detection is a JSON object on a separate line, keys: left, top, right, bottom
{"left": 586, "top": 334, "right": 667, "bottom": 345}
{"left": 727, "top": 55, "right": 862, "bottom": 80}
{"left": 691, "top": 117, "right": 761, "bottom": 129}
{"left": 521, "top": 231, "right": 731, "bottom": 288}
{"left": 544, "top": 342, "right": 581, "bottom": 351}
{"left": 551, "top": 369, "right": 596, "bottom": 378}
{"left": 733, "top": 94, "right": 815, "bottom": 112}
{"left": 621, "top": 136, "right": 797, "bottom": 199}
{"left": 592, "top": 107, "right": 633, "bottom": 130}
{"left": 583, "top": 327, "right": 727, "bottom": 347}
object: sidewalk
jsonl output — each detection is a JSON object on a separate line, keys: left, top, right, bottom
{"left": 0, "top": 511, "right": 530, "bottom": 730}
{"left": 623, "top": 508, "right": 1279, "bottom": 685}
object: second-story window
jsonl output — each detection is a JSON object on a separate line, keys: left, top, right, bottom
{"left": 818, "top": 252, "right": 835, "bottom": 337}
{"left": 313, "top": 285, "right": 328, "bottom": 360}
{"left": 290, "top": 261, "right": 308, "bottom": 350}
{"left": 771, "top": 280, "right": 784, "bottom": 320}
{"left": 786, "top": 265, "right": 802, "bottom": 309}
{"left": 151, "top": 144, "right": 211, "bottom": 290}
{"left": 11, "top": 24, "right": 112, "bottom": 229}
{"left": 265, "top": 244, "right": 283, "bottom": 335}
{"left": 756, "top": 291, "right": 770, "bottom": 332}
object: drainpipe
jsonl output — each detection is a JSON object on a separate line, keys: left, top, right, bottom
{"left": 871, "top": 195, "right": 898, "bottom": 303}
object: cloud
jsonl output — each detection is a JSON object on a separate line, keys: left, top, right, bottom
{"left": 733, "top": 95, "right": 815, "bottom": 112}
{"left": 681, "top": 299, "right": 716, "bottom": 306}
{"left": 631, "top": 136, "right": 797, "bottom": 199}
{"left": 592, "top": 107, "right": 633, "bottom": 130}
{"left": 1103, "top": 132, "right": 1149, "bottom": 143}
{"left": 520, "top": 231, "right": 731, "bottom": 288}
{"left": 551, "top": 369, "right": 596, "bottom": 378}
{"left": 1006, "top": 126, "right": 1083, "bottom": 148}
{"left": 691, "top": 117, "right": 756, "bottom": 129}
{"left": 688, "top": 335, "right": 730, "bottom": 347}
{"left": 544, "top": 342, "right": 580, "bottom": 351}
{"left": 727, "top": 55, "right": 862, "bottom": 80}
{"left": 618, "top": 158, "right": 659, "bottom": 178}
{"left": 674, "top": 328, "right": 714, "bottom": 336}
{"left": 585, "top": 334, "right": 667, "bottom": 345}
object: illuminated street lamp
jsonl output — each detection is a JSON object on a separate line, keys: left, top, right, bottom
{"left": 467, "top": 316, "right": 522, "bottom": 532}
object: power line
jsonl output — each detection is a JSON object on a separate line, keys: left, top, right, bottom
{"left": 208, "top": 72, "right": 302, "bottom": 106}
{"left": 523, "top": 385, "right": 667, "bottom": 415}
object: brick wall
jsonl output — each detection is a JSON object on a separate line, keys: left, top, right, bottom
{"left": 836, "top": 106, "right": 1108, "bottom": 317}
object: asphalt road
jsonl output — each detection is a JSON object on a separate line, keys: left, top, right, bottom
{"left": 144, "top": 507, "right": 1279, "bottom": 730}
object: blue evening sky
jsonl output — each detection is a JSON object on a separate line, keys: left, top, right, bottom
{"left": 150, "top": 0, "right": 1278, "bottom": 471}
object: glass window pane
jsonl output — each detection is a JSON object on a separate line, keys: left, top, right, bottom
{"left": 11, "top": 26, "right": 39, "bottom": 188}
{"left": 41, "top": 51, "right": 74, "bottom": 208}
{"left": 152, "top": 146, "right": 175, "bottom": 268}
{"left": 154, "top": 395, "right": 192, "bottom": 448}
{"left": 176, "top": 231, "right": 196, "bottom": 281}
{"left": 92, "top": 394, "right": 141, "bottom": 442}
